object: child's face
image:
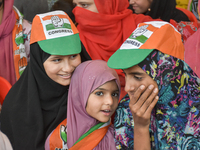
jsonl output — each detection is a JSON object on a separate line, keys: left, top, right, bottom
{"left": 73, "top": 0, "right": 99, "bottom": 13}
{"left": 124, "top": 65, "right": 158, "bottom": 96}
{"left": 86, "top": 80, "right": 119, "bottom": 123}
{"left": 43, "top": 54, "right": 81, "bottom": 86}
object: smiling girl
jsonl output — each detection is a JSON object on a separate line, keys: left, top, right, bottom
{"left": 1, "top": 11, "right": 83, "bottom": 150}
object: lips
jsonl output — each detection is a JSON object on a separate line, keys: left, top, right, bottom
{"left": 101, "top": 109, "right": 112, "bottom": 116}
{"left": 59, "top": 74, "right": 71, "bottom": 79}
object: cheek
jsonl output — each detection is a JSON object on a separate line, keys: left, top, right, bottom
{"left": 73, "top": 56, "right": 81, "bottom": 67}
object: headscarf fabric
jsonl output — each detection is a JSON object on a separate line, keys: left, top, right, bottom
{"left": 114, "top": 50, "right": 200, "bottom": 149}
{"left": 1, "top": 43, "right": 69, "bottom": 150}
{"left": 67, "top": 60, "right": 120, "bottom": 150}
{"left": 147, "top": 0, "right": 189, "bottom": 22}
{"left": 0, "top": 0, "right": 16, "bottom": 85}
{"left": 73, "top": 0, "right": 157, "bottom": 99}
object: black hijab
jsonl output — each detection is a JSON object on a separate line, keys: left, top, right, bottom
{"left": 0, "top": 43, "right": 70, "bottom": 150}
{"left": 146, "top": 0, "right": 189, "bottom": 22}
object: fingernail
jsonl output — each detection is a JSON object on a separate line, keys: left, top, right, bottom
{"left": 148, "top": 85, "right": 154, "bottom": 90}
{"left": 156, "top": 96, "right": 159, "bottom": 99}
{"left": 140, "top": 85, "right": 145, "bottom": 90}
{"left": 153, "top": 88, "right": 158, "bottom": 93}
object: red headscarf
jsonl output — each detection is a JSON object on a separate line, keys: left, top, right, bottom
{"left": 73, "top": 0, "right": 157, "bottom": 98}
{"left": 0, "top": 0, "right": 16, "bottom": 85}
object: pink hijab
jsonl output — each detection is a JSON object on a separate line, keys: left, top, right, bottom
{"left": 67, "top": 60, "right": 120, "bottom": 149}
{"left": 0, "top": 0, "right": 16, "bottom": 85}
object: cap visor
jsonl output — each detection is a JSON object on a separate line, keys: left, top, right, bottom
{"left": 38, "top": 34, "right": 81, "bottom": 55}
{"left": 108, "top": 49, "right": 154, "bottom": 69}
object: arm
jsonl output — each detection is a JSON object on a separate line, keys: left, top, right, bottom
{"left": 128, "top": 85, "right": 159, "bottom": 150}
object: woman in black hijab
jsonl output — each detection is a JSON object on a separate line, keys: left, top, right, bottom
{"left": 0, "top": 10, "right": 84, "bottom": 150}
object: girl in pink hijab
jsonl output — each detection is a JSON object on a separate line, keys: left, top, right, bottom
{"left": 67, "top": 60, "right": 120, "bottom": 150}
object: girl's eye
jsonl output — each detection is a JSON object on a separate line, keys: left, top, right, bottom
{"left": 52, "top": 59, "right": 61, "bottom": 62}
{"left": 112, "top": 92, "right": 119, "bottom": 97}
{"left": 81, "top": 3, "right": 89, "bottom": 8}
{"left": 95, "top": 91, "right": 103, "bottom": 96}
{"left": 70, "top": 54, "right": 77, "bottom": 59}
{"left": 134, "top": 76, "right": 142, "bottom": 80}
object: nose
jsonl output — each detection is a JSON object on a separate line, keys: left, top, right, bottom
{"left": 105, "top": 95, "right": 114, "bottom": 106}
{"left": 62, "top": 61, "right": 74, "bottom": 73}
{"left": 125, "top": 81, "right": 134, "bottom": 93}
{"left": 124, "top": 76, "right": 135, "bottom": 93}
{"left": 129, "top": 0, "right": 135, "bottom": 4}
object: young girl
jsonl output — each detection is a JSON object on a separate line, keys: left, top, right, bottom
{"left": 45, "top": 60, "right": 120, "bottom": 150}
{"left": 108, "top": 24, "right": 200, "bottom": 149}
{"left": 0, "top": 10, "right": 82, "bottom": 150}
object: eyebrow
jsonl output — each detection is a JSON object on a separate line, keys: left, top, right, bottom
{"left": 128, "top": 72, "right": 144, "bottom": 76}
{"left": 95, "top": 87, "right": 119, "bottom": 92}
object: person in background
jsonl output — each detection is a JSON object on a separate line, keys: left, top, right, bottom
{"left": 0, "top": 0, "right": 31, "bottom": 85}
{"left": 0, "top": 10, "right": 82, "bottom": 150}
{"left": 107, "top": 21, "right": 200, "bottom": 150}
{"left": 51, "top": 0, "right": 75, "bottom": 23}
{"left": 129, "top": 0, "right": 198, "bottom": 43}
{"left": 184, "top": 0, "right": 200, "bottom": 77}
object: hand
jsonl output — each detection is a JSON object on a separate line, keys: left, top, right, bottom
{"left": 51, "top": 16, "right": 64, "bottom": 28}
{"left": 128, "top": 84, "right": 159, "bottom": 128}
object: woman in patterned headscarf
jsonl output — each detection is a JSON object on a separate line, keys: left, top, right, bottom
{"left": 108, "top": 32, "right": 200, "bottom": 149}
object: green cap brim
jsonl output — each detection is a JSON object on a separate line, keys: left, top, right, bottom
{"left": 38, "top": 34, "right": 81, "bottom": 55}
{"left": 107, "top": 49, "right": 154, "bottom": 69}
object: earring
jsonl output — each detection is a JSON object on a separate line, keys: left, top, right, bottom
{"left": 148, "top": 8, "right": 151, "bottom": 12}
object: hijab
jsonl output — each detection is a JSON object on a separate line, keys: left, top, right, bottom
{"left": 138, "top": 50, "right": 200, "bottom": 149}
{"left": 73, "top": 0, "right": 156, "bottom": 98}
{"left": 146, "top": 0, "right": 189, "bottom": 22}
{"left": 114, "top": 50, "right": 200, "bottom": 149}
{"left": 0, "top": 43, "right": 69, "bottom": 150}
{"left": 67, "top": 60, "right": 120, "bottom": 149}
{"left": 0, "top": 0, "right": 16, "bottom": 85}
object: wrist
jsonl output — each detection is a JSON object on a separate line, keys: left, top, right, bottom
{"left": 134, "top": 125, "right": 150, "bottom": 133}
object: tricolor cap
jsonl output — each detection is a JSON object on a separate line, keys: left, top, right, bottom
{"left": 108, "top": 21, "right": 185, "bottom": 69}
{"left": 30, "top": 10, "right": 81, "bottom": 55}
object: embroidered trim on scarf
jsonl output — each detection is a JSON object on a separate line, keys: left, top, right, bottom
{"left": 12, "top": 6, "right": 27, "bottom": 80}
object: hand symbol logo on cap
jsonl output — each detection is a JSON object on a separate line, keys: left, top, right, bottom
{"left": 51, "top": 16, "right": 64, "bottom": 28}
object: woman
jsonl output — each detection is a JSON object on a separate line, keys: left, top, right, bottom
{"left": 72, "top": 0, "right": 160, "bottom": 99}
{"left": 0, "top": 10, "right": 82, "bottom": 150}
{"left": 129, "top": 0, "right": 189, "bottom": 22}
{"left": 108, "top": 23, "right": 200, "bottom": 149}
{"left": 129, "top": 0, "right": 198, "bottom": 43}
{"left": 0, "top": 0, "right": 31, "bottom": 85}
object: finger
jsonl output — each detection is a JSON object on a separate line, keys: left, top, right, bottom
{"left": 144, "top": 95, "right": 159, "bottom": 117}
{"left": 128, "top": 85, "right": 146, "bottom": 105}
{"left": 140, "top": 87, "right": 158, "bottom": 112}
{"left": 135, "top": 85, "right": 155, "bottom": 108}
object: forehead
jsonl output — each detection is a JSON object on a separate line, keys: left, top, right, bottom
{"left": 96, "top": 80, "right": 119, "bottom": 90}
{"left": 124, "top": 65, "right": 144, "bottom": 73}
